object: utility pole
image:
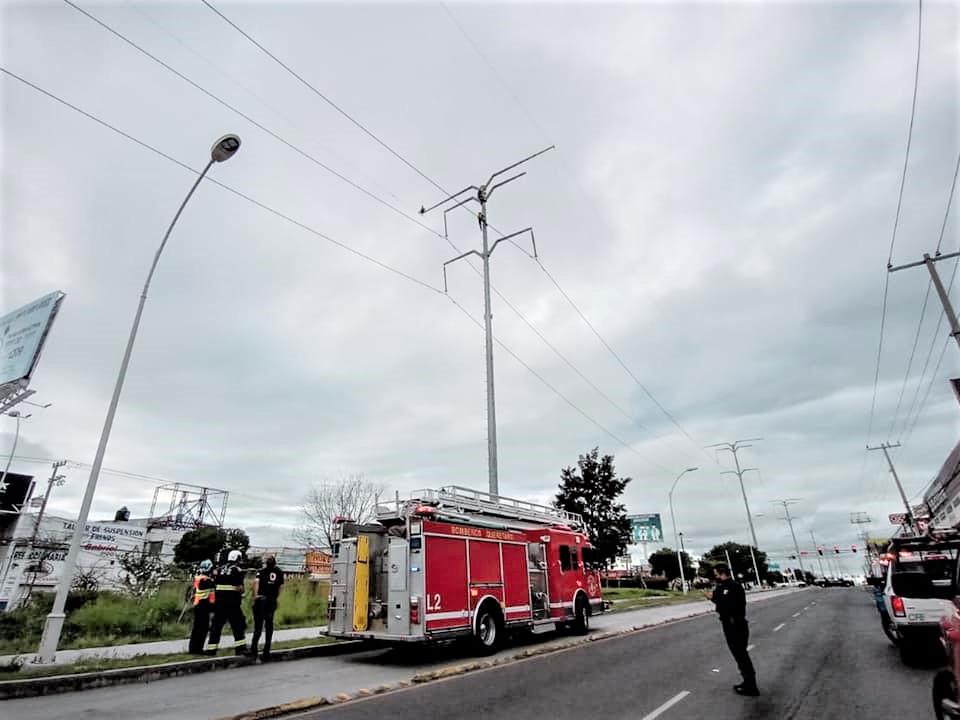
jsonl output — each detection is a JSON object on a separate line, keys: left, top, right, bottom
{"left": 866, "top": 442, "right": 914, "bottom": 527}
{"left": 420, "top": 146, "right": 553, "bottom": 496}
{"left": 809, "top": 530, "right": 826, "bottom": 578}
{"left": 23, "top": 460, "right": 67, "bottom": 603}
{"left": 850, "top": 512, "right": 872, "bottom": 575}
{"left": 773, "top": 499, "right": 805, "bottom": 580}
{"left": 710, "top": 438, "right": 763, "bottom": 587}
{"left": 889, "top": 251, "right": 960, "bottom": 353}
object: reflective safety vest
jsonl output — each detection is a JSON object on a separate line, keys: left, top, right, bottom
{"left": 193, "top": 574, "right": 216, "bottom": 605}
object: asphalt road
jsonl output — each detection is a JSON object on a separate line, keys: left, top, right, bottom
{"left": 300, "top": 589, "right": 938, "bottom": 720}
{"left": 2, "top": 589, "right": 796, "bottom": 720}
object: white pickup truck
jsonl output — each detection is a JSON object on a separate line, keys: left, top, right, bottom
{"left": 882, "top": 542, "right": 956, "bottom": 664}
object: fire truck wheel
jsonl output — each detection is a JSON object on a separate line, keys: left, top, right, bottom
{"left": 474, "top": 604, "right": 504, "bottom": 655}
{"left": 571, "top": 597, "right": 590, "bottom": 635}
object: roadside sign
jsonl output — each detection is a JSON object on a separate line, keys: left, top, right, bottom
{"left": 628, "top": 513, "right": 663, "bottom": 544}
{"left": 0, "top": 291, "right": 65, "bottom": 390}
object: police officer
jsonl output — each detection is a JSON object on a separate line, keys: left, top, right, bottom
{"left": 188, "top": 559, "right": 216, "bottom": 655}
{"left": 707, "top": 563, "right": 759, "bottom": 696}
{"left": 251, "top": 554, "right": 285, "bottom": 661}
{"left": 207, "top": 549, "right": 249, "bottom": 656}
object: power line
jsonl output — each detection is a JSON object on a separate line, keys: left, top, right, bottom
{"left": 200, "top": 0, "right": 444, "bottom": 195}
{"left": 860, "top": 0, "right": 924, "bottom": 490}
{"left": 935, "top": 152, "right": 960, "bottom": 256}
{"left": 897, "top": 152, "right": 960, "bottom": 441}
{"left": 0, "top": 66, "right": 444, "bottom": 295}
{"left": 70, "top": 0, "right": 673, "bottom": 459}
{"left": 446, "top": 297, "right": 674, "bottom": 477}
{"left": 191, "top": 3, "right": 706, "bottom": 464}
{"left": 904, "top": 333, "right": 951, "bottom": 444}
{"left": 886, "top": 0, "right": 923, "bottom": 266}
{"left": 437, "top": 7, "right": 718, "bottom": 465}
{"left": 2, "top": 68, "right": 679, "bottom": 486}
{"left": 887, "top": 277, "right": 932, "bottom": 439}
{"left": 62, "top": 0, "right": 445, "bottom": 243}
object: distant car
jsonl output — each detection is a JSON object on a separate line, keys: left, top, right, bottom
{"left": 883, "top": 542, "right": 956, "bottom": 664}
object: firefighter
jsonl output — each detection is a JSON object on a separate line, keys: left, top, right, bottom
{"left": 707, "top": 563, "right": 758, "bottom": 696}
{"left": 188, "top": 559, "right": 216, "bottom": 655}
{"left": 251, "top": 554, "right": 285, "bottom": 661}
{"left": 207, "top": 549, "right": 249, "bottom": 656}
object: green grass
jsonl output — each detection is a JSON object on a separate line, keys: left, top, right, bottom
{"left": 0, "top": 635, "right": 339, "bottom": 680}
{"left": 0, "top": 577, "right": 329, "bottom": 656}
{"left": 602, "top": 587, "right": 697, "bottom": 612}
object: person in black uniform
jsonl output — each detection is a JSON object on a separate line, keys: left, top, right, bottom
{"left": 708, "top": 564, "right": 759, "bottom": 696}
{"left": 251, "top": 554, "right": 284, "bottom": 661}
{"left": 208, "top": 549, "right": 249, "bottom": 656}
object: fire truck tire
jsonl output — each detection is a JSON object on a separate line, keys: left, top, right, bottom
{"left": 474, "top": 603, "right": 504, "bottom": 655}
{"left": 571, "top": 596, "right": 590, "bottom": 635}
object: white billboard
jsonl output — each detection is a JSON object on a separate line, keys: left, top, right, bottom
{"left": 0, "top": 516, "right": 146, "bottom": 606}
{"left": 0, "top": 291, "right": 65, "bottom": 388}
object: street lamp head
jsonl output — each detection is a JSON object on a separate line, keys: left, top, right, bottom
{"left": 211, "top": 134, "right": 241, "bottom": 163}
{"left": 686, "top": 467, "right": 699, "bottom": 473}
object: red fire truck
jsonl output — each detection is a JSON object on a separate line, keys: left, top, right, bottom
{"left": 326, "top": 486, "right": 605, "bottom": 653}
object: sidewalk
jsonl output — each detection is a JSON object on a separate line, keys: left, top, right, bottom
{"left": 0, "top": 625, "right": 329, "bottom": 667}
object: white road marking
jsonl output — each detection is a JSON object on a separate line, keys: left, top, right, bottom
{"left": 773, "top": 623, "right": 786, "bottom": 632}
{"left": 792, "top": 612, "right": 801, "bottom": 617}
{"left": 746, "top": 644, "right": 755, "bottom": 651}
{"left": 641, "top": 691, "right": 691, "bottom": 720}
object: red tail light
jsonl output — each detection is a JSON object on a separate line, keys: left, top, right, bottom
{"left": 891, "top": 596, "right": 906, "bottom": 617}
{"left": 410, "top": 596, "right": 420, "bottom": 625}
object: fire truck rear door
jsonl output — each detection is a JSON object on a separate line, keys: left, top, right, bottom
{"left": 387, "top": 537, "right": 410, "bottom": 635}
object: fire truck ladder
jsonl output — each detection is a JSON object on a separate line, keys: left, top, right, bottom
{"left": 408, "top": 486, "right": 584, "bottom": 529}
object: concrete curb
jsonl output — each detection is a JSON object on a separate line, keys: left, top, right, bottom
{"left": 0, "top": 641, "right": 363, "bottom": 700}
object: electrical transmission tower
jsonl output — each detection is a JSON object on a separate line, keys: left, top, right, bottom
{"left": 420, "top": 146, "right": 553, "bottom": 496}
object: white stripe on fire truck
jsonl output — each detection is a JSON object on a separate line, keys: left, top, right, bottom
{"left": 504, "top": 605, "right": 531, "bottom": 614}
{"left": 548, "top": 601, "right": 574, "bottom": 609}
{"left": 425, "top": 610, "right": 471, "bottom": 621}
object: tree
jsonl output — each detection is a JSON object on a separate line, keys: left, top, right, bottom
{"left": 119, "top": 551, "right": 168, "bottom": 598}
{"left": 295, "top": 473, "right": 383, "bottom": 550}
{"left": 554, "top": 447, "right": 632, "bottom": 568}
{"left": 173, "top": 527, "right": 226, "bottom": 566}
{"left": 648, "top": 547, "right": 694, "bottom": 581}
{"left": 223, "top": 528, "right": 250, "bottom": 557}
{"left": 702, "top": 542, "right": 768, "bottom": 584}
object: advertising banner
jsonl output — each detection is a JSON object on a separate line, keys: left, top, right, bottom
{"left": 629, "top": 513, "right": 664, "bottom": 544}
{"left": 0, "top": 291, "right": 65, "bottom": 388}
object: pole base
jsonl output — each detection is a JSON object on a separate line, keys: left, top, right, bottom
{"left": 34, "top": 612, "right": 66, "bottom": 664}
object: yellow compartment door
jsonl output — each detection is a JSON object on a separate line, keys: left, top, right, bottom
{"left": 352, "top": 535, "right": 370, "bottom": 632}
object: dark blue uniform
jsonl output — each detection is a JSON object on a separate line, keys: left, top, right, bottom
{"left": 713, "top": 577, "right": 757, "bottom": 692}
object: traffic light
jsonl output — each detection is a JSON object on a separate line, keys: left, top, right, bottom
{"left": 834, "top": 546, "right": 840, "bottom": 555}
{"left": 851, "top": 545, "right": 857, "bottom": 554}
{"left": 817, "top": 547, "right": 824, "bottom": 556}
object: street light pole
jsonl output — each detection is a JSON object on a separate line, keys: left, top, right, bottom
{"left": 0, "top": 410, "right": 30, "bottom": 490}
{"left": 35, "top": 135, "right": 241, "bottom": 663}
{"left": 668, "top": 467, "right": 697, "bottom": 593}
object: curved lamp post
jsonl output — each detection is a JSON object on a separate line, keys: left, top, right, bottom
{"left": 35, "top": 135, "right": 241, "bottom": 663}
{"left": 668, "top": 467, "right": 698, "bottom": 593}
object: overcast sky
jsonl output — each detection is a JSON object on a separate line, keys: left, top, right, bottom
{"left": 1, "top": 0, "right": 958, "bottom": 574}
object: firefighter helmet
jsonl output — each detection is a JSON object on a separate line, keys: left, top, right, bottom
{"left": 199, "top": 559, "right": 213, "bottom": 572}
{"left": 227, "top": 549, "right": 242, "bottom": 562}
